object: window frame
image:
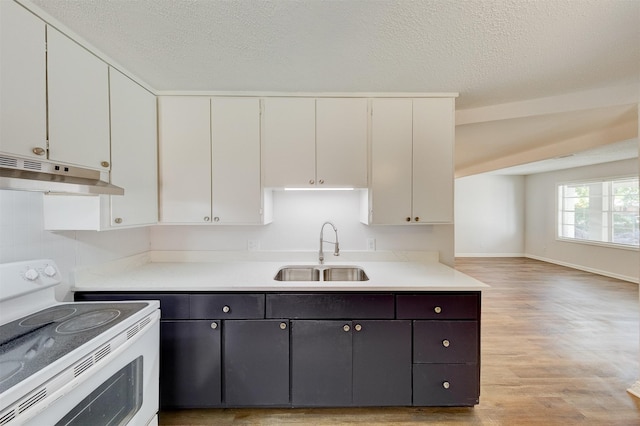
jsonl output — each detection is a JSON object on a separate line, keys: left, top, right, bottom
{"left": 556, "top": 175, "right": 639, "bottom": 251}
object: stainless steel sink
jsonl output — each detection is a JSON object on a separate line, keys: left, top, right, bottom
{"left": 274, "top": 266, "right": 320, "bottom": 281}
{"left": 274, "top": 265, "right": 368, "bottom": 282}
{"left": 322, "top": 266, "right": 369, "bottom": 281}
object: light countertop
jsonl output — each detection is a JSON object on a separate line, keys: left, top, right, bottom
{"left": 71, "top": 251, "right": 489, "bottom": 292}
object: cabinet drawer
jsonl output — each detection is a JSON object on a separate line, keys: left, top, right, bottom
{"left": 74, "top": 292, "right": 189, "bottom": 319}
{"left": 266, "top": 293, "right": 394, "bottom": 319}
{"left": 413, "top": 364, "right": 479, "bottom": 406}
{"left": 396, "top": 293, "right": 479, "bottom": 319}
{"left": 413, "top": 321, "right": 478, "bottom": 364}
{"left": 190, "top": 294, "right": 265, "bottom": 319}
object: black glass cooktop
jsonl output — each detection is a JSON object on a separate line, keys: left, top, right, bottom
{"left": 0, "top": 302, "right": 148, "bottom": 394}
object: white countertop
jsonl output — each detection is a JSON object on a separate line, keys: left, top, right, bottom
{"left": 71, "top": 251, "right": 489, "bottom": 292}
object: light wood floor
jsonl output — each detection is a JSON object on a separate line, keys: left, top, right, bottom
{"left": 159, "top": 257, "right": 640, "bottom": 425}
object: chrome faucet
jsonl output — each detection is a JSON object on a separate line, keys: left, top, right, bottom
{"left": 319, "top": 221, "right": 340, "bottom": 264}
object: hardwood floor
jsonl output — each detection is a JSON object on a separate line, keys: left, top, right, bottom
{"left": 159, "top": 257, "right": 640, "bottom": 425}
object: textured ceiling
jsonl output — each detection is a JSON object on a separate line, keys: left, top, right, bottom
{"left": 20, "top": 0, "right": 640, "bottom": 175}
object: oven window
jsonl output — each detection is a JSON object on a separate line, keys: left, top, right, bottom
{"left": 55, "top": 357, "right": 143, "bottom": 426}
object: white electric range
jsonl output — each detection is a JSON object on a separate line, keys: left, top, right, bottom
{"left": 0, "top": 259, "right": 160, "bottom": 426}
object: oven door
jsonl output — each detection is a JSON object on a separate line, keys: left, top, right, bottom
{"left": 22, "top": 316, "right": 159, "bottom": 426}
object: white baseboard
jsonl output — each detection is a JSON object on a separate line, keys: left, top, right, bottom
{"left": 525, "top": 254, "right": 639, "bottom": 284}
{"left": 628, "top": 381, "right": 640, "bottom": 398}
{"left": 455, "top": 253, "right": 525, "bottom": 258}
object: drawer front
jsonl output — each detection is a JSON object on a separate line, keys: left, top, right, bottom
{"left": 413, "top": 321, "right": 478, "bottom": 364}
{"left": 266, "top": 293, "right": 394, "bottom": 319}
{"left": 396, "top": 294, "right": 479, "bottom": 320}
{"left": 190, "top": 294, "right": 265, "bottom": 319}
{"left": 74, "top": 292, "right": 189, "bottom": 319}
{"left": 413, "top": 364, "right": 479, "bottom": 406}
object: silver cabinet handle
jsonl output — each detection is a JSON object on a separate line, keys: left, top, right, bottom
{"left": 32, "top": 147, "right": 46, "bottom": 156}
{"left": 354, "top": 324, "right": 362, "bottom": 332}
{"left": 210, "top": 322, "right": 218, "bottom": 330}
{"left": 434, "top": 306, "right": 442, "bottom": 314}
{"left": 319, "top": 179, "right": 324, "bottom": 184}
{"left": 222, "top": 305, "right": 230, "bottom": 313}
{"left": 114, "top": 218, "right": 123, "bottom": 224}
{"left": 343, "top": 324, "right": 350, "bottom": 332}
{"left": 204, "top": 216, "right": 211, "bottom": 222}
{"left": 101, "top": 161, "right": 110, "bottom": 168}
{"left": 442, "top": 339, "right": 450, "bottom": 348}
{"left": 443, "top": 381, "right": 450, "bottom": 389}
{"left": 309, "top": 179, "right": 315, "bottom": 185}
{"left": 214, "top": 217, "right": 220, "bottom": 222}
{"left": 280, "top": 322, "right": 287, "bottom": 330}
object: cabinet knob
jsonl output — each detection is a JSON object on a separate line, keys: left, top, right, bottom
{"left": 309, "top": 179, "right": 315, "bottom": 185}
{"left": 442, "top": 381, "right": 450, "bottom": 389}
{"left": 319, "top": 179, "right": 324, "bottom": 184}
{"left": 114, "top": 218, "right": 123, "bottom": 224}
{"left": 101, "top": 161, "right": 110, "bottom": 168}
{"left": 280, "top": 322, "right": 287, "bottom": 330}
{"left": 222, "top": 305, "right": 230, "bottom": 313}
{"left": 354, "top": 324, "right": 362, "bottom": 332}
{"left": 343, "top": 324, "right": 350, "bottom": 332}
{"left": 414, "top": 217, "right": 420, "bottom": 222}
{"left": 434, "top": 306, "right": 442, "bottom": 314}
{"left": 204, "top": 216, "right": 211, "bottom": 222}
{"left": 32, "top": 147, "right": 46, "bottom": 156}
{"left": 442, "top": 339, "right": 450, "bottom": 348}
{"left": 210, "top": 322, "right": 218, "bottom": 330}
{"left": 214, "top": 217, "right": 220, "bottom": 222}
{"left": 406, "top": 217, "right": 411, "bottom": 222}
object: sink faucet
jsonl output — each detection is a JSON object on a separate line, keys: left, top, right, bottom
{"left": 319, "top": 221, "right": 340, "bottom": 264}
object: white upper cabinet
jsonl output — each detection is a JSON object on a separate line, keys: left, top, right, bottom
{"left": 158, "top": 96, "right": 212, "bottom": 223}
{"left": 43, "top": 68, "right": 158, "bottom": 231}
{"left": 263, "top": 97, "right": 368, "bottom": 188}
{"left": 316, "top": 98, "right": 368, "bottom": 188}
{"left": 47, "top": 26, "right": 110, "bottom": 171}
{"left": 211, "top": 97, "right": 263, "bottom": 224}
{"left": 367, "top": 97, "right": 455, "bottom": 225}
{"left": 0, "top": 0, "right": 47, "bottom": 159}
{"left": 109, "top": 68, "right": 158, "bottom": 227}
{"left": 262, "top": 98, "right": 316, "bottom": 187}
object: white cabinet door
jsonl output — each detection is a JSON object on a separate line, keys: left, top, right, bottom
{"left": 412, "top": 98, "right": 454, "bottom": 223}
{"left": 316, "top": 98, "right": 368, "bottom": 188}
{"left": 262, "top": 98, "right": 316, "bottom": 187}
{"left": 110, "top": 68, "right": 158, "bottom": 227}
{"left": 370, "top": 99, "right": 413, "bottom": 224}
{"left": 211, "top": 98, "right": 262, "bottom": 224}
{"left": 47, "top": 27, "right": 110, "bottom": 170}
{"left": 0, "top": 0, "right": 47, "bottom": 159}
{"left": 158, "top": 96, "right": 212, "bottom": 223}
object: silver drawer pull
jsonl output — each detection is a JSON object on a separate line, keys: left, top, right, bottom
{"left": 442, "top": 381, "right": 450, "bottom": 389}
{"left": 210, "top": 322, "right": 218, "bottom": 330}
{"left": 354, "top": 324, "right": 362, "bottom": 332}
{"left": 343, "top": 324, "right": 350, "bottom": 332}
{"left": 280, "top": 322, "right": 287, "bottom": 330}
{"left": 434, "top": 306, "right": 442, "bottom": 314}
{"left": 222, "top": 305, "right": 230, "bottom": 313}
{"left": 442, "top": 339, "right": 450, "bottom": 348}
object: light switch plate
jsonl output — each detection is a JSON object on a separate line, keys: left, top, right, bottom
{"left": 248, "top": 240, "right": 260, "bottom": 251}
{"left": 366, "top": 238, "right": 376, "bottom": 251}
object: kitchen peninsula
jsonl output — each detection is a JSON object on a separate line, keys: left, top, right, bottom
{"left": 73, "top": 251, "right": 488, "bottom": 409}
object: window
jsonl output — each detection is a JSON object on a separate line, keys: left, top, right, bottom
{"left": 558, "top": 177, "right": 639, "bottom": 248}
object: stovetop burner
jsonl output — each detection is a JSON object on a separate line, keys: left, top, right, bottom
{"left": 0, "top": 302, "right": 148, "bottom": 393}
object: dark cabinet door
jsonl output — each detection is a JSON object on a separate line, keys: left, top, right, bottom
{"left": 224, "top": 320, "right": 290, "bottom": 406}
{"left": 160, "top": 320, "right": 221, "bottom": 408}
{"left": 352, "top": 320, "right": 412, "bottom": 406}
{"left": 291, "top": 320, "right": 352, "bottom": 407}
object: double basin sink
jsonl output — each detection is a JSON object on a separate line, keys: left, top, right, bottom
{"left": 274, "top": 265, "right": 369, "bottom": 282}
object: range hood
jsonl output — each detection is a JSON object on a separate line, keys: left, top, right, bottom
{"left": 0, "top": 155, "right": 124, "bottom": 196}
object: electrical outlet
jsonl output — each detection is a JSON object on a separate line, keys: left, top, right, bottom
{"left": 248, "top": 240, "right": 260, "bottom": 251}
{"left": 366, "top": 238, "right": 376, "bottom": 251}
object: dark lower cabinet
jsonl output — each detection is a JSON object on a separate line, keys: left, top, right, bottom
{"left": 413, "top": 364, "right": 479, "bottom": 406}
{"left": 161, "top": 320, "right": 221, "bottom": 408}
{"left": 352, "top": 320, "right": 412, "bottom": 406}
{"left": 291, "top": 320, "right": 352, "bottom": 407}
{"left": 291, "top": 319, "right": 412, "bottom": 407}
{"left": 224, "top": 320, "right": 290, "bottom": 406}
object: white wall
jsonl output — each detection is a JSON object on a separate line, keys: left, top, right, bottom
{"left": 454, "top": 174, "right": 525, "bottom": 257}
{"left": 525, "top": 158, "right": 638, "bottom": 283}
{"left": 0, "top": 190, "right": 151, "bottom": 300}
{"left": 151, "top": 190, "right": 455, "bottom": 265}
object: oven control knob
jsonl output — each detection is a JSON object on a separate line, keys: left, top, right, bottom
{"left": 43, "top": 265, "right": 57, "bottom": 277}
{"left": 25, "top": 268, "right": 39, "bottom": 281}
